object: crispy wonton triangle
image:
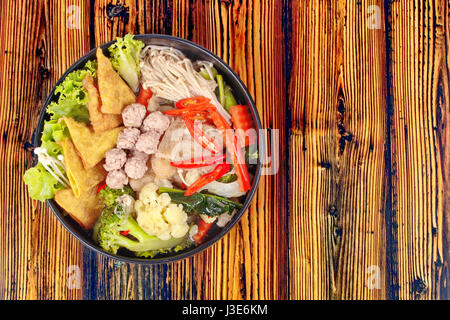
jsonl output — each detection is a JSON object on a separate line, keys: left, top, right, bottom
{"left": 83, "top": 74, "right": 122, "bottom": 133}
{"left": 63, "top": 116, "right": 123, "bottom": 169}
{"left": 59, "top": 138, "right": 106, "bottom": 198}
{"left": 96, "top": 48, "right": 136, "bottom": 114}
{"left": 55, "top": 186, "right": 103, "bottom": 230}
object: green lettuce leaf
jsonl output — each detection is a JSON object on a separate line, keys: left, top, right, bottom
{"left": 23, "top": 163, "right": 65, "bottom": 201}
{"left": 108, "top": 34, "right": 144, "bottom": 92}
{"left": 23, "top": 61, "right": 95, "bottom": 202}
{"left": 47, "top": 60, "right": 97, "bottom": 124}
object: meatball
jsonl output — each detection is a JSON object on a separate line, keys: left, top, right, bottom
{"left": 122, "top": 103, "right": 147, "bottom": 128}
{"left": 124, "top": 156, "right": 148, "bottom": 179}
{"left": 106, "top": 169, "right": 128, "bottom": 189}
{"left": 103, "top": 148, "right": 127, "bottom": 171}
{"left": 135, "top": 129, "right": 161, "bottom": 155}
{"left": 130, "top": 150, "right": 149, "bottom": 162}
{"left": 116, "top": 127, "right": 140, "bottom": 150}
{"left": 141, "top": 111, "right": 170, "bottom": 134}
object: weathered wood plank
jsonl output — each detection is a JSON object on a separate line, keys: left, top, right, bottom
{"left": 0, "top": 0, "right": 92, "bottom": 299}
{"left": 388, "top": 0, "right": 449, "bottom": 300}
{"left": 168, "top": 0, "right": 288, "bottom": 300}
{"left": 288, "top": 0, "right": 388, "bottom": 299}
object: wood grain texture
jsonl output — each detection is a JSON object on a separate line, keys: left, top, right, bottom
{"left": 0, "top": 0, "right": 92, "bottom": 299}
{"left": 0, "top": 0, "right": 448, "bottom": 300}
{"left": 288, "top": 0, "right": 388, "bottom": 299}
{"left": 388, "top": 0, "right": 449, "bottom": 300}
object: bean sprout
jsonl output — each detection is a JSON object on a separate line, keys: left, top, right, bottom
{"left": 34, "top": 147, "right": 70, "bottom": 188}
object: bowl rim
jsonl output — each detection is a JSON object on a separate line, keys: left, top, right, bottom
{"left": 33, "top": 34, "right": 262, "bottom": 265}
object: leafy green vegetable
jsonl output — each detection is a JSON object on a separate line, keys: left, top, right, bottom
{"left": 24, "top": 120, "right": 70, "bottom": 201}
{"left": 47, "top": 60, "right": 97, "bottom": 124}
{"left": 47, "top": 99, "right": 90, "bottom": 124}
{"left": 108, "top": 34, "right": 144, "bottom": 92}
{"left": 23, "top": 163, "right": 65, "bottom": 201}
{"left": 158, "top": 188, "right": 242, "bottom": 217}
{"left": 217, "top": 173, "right": 238, "bottom": 183}
{"left": 199, "top": 66, "right": 218, "bottom": 80}
{"left": 135, "top": 238, "right": 193, "bottom": 258}
{"left": 245, "top": 145, "right": 259, "bottom": 166}
{"left": 199, "top": 67, "right": 237, "bottom": 110}
{"left": 94, "top": 204, "right": 186, "bottom": 255}
{"left": 41, "top": 119, "right": 70, "bottom": 144}
{"left": 24, "top": 61, "right": 95, "bottom": 202}
{"left": 98, "top": 185, "right": 134, "bottom": 207}
{"left": 216, "top": 74, "right": 225, "bottom": 107}
{"left": 223, "top": 84, "right": 237, "bottom": 110}
{"left": 215, "top": 74, "right": 237, "bottom": 111}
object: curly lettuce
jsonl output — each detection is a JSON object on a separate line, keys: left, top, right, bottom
{"left": 23, "top": 163, "right": 65, "bottom": 201}
{"left": 47, "top": 60, "right": 97, "bottom": 124}
{"left": 108, "top": 34, "right": 144, "bottom": 92}
{"left": 24, "top": 61, "right": 96, "bottom": 201}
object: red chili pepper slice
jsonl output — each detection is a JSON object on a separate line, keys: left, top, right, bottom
{"left": 229, "top": 105, "right": 255, "bottom": 147}
{"left": 120, "top": 230, "right": 130, "bottom": 236}
{"left": 170, "top": 154, "right": 226, "bottom": 168}
{"left": 183, "top": 111, "right": 212, "bottom": 122}
{"left": 183, "top": 116, "right": 221, "bottom": 154}
{"left": 136, "top": 86, "right": 153, "bottom": 106}
{"left": 97, "top": 182, "right": 107, "bottom": 193}
{"left": 209, "top": 109, "right": 251, "bottom": 192}
{"left": 176, "top": 96, "right": 210, "bottom": 108}
{"left": 193, "top": 219, "right": 214, "bottom": 243}
{"left": 184, "top": 163, "right": 231, "bottom": 196}
{"left": 164, "top": 104, "right": 216, "bottom": 116}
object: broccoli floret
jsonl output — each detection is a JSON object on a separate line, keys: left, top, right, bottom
{"left": 98, "top": 185, "right": 134, "bottom": 207}
{"left": 94, "top": 204, "right": 186, "bottom": 255}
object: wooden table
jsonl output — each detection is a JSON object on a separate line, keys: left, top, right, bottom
{"left": 0, "top": 0, "right": 448, "bottom": 300}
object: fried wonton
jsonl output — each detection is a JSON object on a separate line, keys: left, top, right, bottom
{"left": 83, "top": 74, "right": 122, "bottom": 133}
{"left": 96, "top": 48, "right": 136, "bottom": 114}
{"left": 55, "top": 186, "right": 103, "bottom": 230}
{"left": 59, "top": 138, "right": 106, "bottom": 197}
{"left": 63, "top": 116, "right": 123, "bottom": 169}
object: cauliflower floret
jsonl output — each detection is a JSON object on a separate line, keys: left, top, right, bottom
{"left": 136, "top": 203, "right": 171, "bottom": 240}
{"left": 135, "top": 182, "right": 189, "bottom": 241}
{"left": 165, "top": 204, "right": 189, "bottom": 238}
{"left": 138, "top": 183, "right": 160, "bottom": 205}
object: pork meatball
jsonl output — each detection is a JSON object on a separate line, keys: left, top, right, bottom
{"left": 141, "top": 111, "right": 170, "bottom": 134}
{"left": 130, "top": 150, "right": 149, "bottom": 162}
{"left": 135, "top": 129, "right": 161, "bottom": 155}
{"left": 103, "top": 148, "right": 127, "bottom": 171}
{"left": 122, "top": 103, "right": 147, "bottom": 128}
{"left": 124, "top": 156, "right": 148, "bottom": 179}
{"left": 106, "top": 169, "right": 128, "bottom": 189}
{"left": 116, "top": 127, "right": 140, "bottom": 150}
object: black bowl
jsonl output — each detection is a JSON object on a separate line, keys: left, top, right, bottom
{"left": 33, "top": 34, "right": 262, "bottom": 264}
